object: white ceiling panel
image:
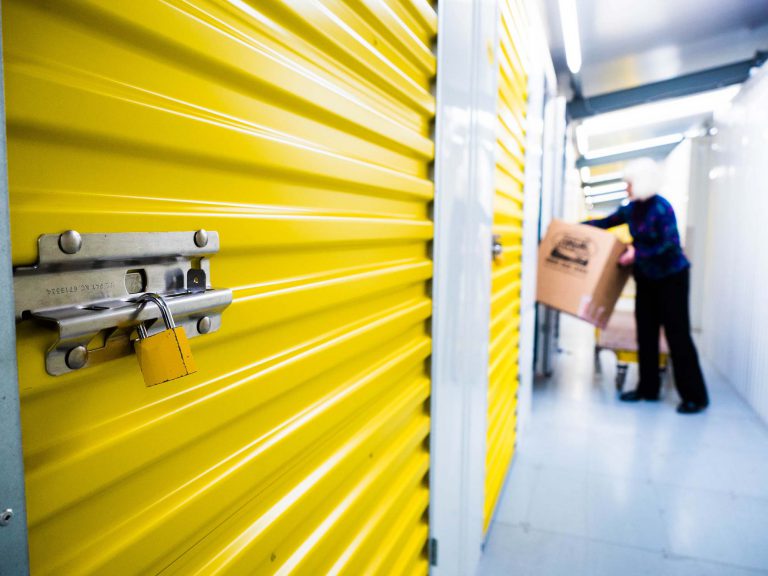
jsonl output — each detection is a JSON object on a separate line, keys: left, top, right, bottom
{"left": 539, "top": 0, "right": 768, "bottom": 96}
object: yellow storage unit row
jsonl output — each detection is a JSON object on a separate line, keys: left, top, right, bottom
{"left": 3, "top": 0, "right": 436, "bottom": 574}
{"left": 484, "top": 0, "right": 529, "bottom": 532}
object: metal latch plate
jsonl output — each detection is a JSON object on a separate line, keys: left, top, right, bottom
{"left": 13, "top": 230, "right": 232, "bottom": 376}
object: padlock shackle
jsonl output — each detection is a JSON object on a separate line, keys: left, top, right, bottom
{"left": 136, "top": 293, "right": 176, "bottom": 335}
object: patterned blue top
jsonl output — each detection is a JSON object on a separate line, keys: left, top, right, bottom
{"left": 586, "top": 195, "right": 689, "bottom": 280}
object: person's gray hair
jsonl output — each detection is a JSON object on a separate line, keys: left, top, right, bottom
{"left": 623, "top": 158, "right": 661, "bottom": 201}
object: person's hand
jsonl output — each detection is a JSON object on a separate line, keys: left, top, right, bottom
{"left": 619, "top": 244, "right": 635, "bottom": 267}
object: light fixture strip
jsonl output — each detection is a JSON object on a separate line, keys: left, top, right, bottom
{"left": 587, "top": 191, "right": 629, "bottom": 204}
{"left": 579, "top": 85, "right": 742, "bottom": 136}
{"left": 584, "top": 182, "right": 629, "bottom": 197}
{"left": 583, "top": 133, "right": 685, "bottom": 161}
{"left": 582, "top": 171, "right": 624, "bottom": 186}
{"left": 559, "top": 0, "right": 582, "bottom": 75}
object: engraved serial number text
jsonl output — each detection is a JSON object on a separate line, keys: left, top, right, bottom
{"left": 46, "top": 281, "right": 115, "bottom": 296}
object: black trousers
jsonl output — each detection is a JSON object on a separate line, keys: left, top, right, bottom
{"left": 634, "top": 268, "right": 709, "bottom": 405}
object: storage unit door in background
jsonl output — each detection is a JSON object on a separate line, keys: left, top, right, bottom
{"left": 485, "top": 0, "right": 529, "bottom": 533}
{"left": 3, "top": 0, "right": 435, "bottom": 573}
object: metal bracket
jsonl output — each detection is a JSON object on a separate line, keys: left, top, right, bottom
{"left": 13, "top": 230, "right": 232, "bottom": 376}
{"left": 567, "top": 51, "right": 768, "bottom": 120}
{"left": 492, "top": 234, "right": 503, "bottom": 262}
{"left": 429, "top": 537, "right": 438, "bottom": 566}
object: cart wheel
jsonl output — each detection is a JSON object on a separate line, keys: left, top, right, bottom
{"left": 594, "top": 348, "right": 602, "bottom": 374}
{"left": 615, "top": 365, "right": 628, "bottom": 391}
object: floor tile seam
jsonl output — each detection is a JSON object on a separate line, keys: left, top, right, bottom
{"left": 587, "top": 458, "right": 768, "bottom": 483}
{"left": 661, "top": 549, "right": 768, "bottom": 574}
{"left": 533, "top": 422, "right": 768, "bottom": 449}
{"left": 584, "top": 467, "right": 657, "bottom": 485}
{"left": 687, "top": 413, "right": 768, "bottom": 425}
{"left": 653, "top": 482, "right": 768, "bottom": 572}
{"left": 523, "top": 423, "right": 594, "bottom": 434}
{"left": 587, "top": 467, "right": 654, "bottom": 486}
{"left": 648, "top": 480, "right": 676, "bottom": 556}
{"left": 584, "top": 469, "right": 656, "bottom": 485}
{"left": 653, "top": 480, "right": 768, "bottom": 504}
{"left": 528, "top": 463, "right": 590, "bottom": 479}
{"left": 643, "top": 444, "right": 768, "bottom": 460}
{"left": 575, "top": 401, "right": 755, "bottom": 421}
{"left": 584, "top": 483, "right": 668, "bottom": 523}
{"left": 492, "top": 463, "right": 542, "bottom": 529}
{"left": 514, "top": 523, "right": 669, "bottom": 556}
{"left": 492, "top": 517, "right": 528, "bottom": 530}
{"left": 658, "top": 443, "right": 768, "bottom": 456}
{"left": 583, "top": 481, "right": 670, "bottom": 553}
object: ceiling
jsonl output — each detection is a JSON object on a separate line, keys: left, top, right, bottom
{"left": 539, "top": 0, "right": 768, "bottom": 97}
{"left": 536, "top": 0, "right": 768, "bottom": 206}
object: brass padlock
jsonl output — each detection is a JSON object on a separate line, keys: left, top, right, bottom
{"left": 133, "top": 293, "right": 197, "bottom": 386}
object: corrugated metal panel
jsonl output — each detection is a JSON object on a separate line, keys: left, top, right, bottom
{"left": 3, "top": 0, "right": 435, "bottom": 573}
{"left": 484, "top": 0, "right": 529, "bottom": 533}
{"left": 701, "top": 65, "right": 768, "bottom": 426}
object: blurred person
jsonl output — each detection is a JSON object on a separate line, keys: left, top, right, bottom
{"left": 586, "top": 158, "right": 709, "bottom": 414}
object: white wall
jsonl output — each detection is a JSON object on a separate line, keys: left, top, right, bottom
{"left": 662, "top": 138, "right": 692, "bottom": 245}
{"left": 429, "top": 1, "right": 499, "bottom": 574}
{"left": 518, "top": 0, "right": 556, "bottom": 437}
{"left": 700, "top": 65, "right": 768, "bottom": 425}
{"left": 562, "top": 127, "right": 584, "bottom": 223}
{"left": 685, "top": 136, "right": 712, "bottom": 331}
{"left": 534, "top": 96, "right": 566, "bottom": 377}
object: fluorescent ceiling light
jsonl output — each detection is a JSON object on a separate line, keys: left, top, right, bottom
{"left": 575, "top": 124, "right": 589, "bottom": 155}
{"left": 583, "top": 133, "right": 684, "bottom": 161}
{"left": 582, "top": 171, "right": 624, "bottom": 186}
{"left": 584, "top": 182, "right": 628, "bottom": 197}
{"left": 587, "top": 191, "right": 629, "bottom": 205}
{"left": 559, "top": 0, "right": 582, "bottom": 75}
{"left": 578, "top": 86, "right": 741, "bottom": 136}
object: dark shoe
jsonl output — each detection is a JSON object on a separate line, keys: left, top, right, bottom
{"left": 620, "top": 390, "right": 660, "bottom": 402}
{"left": 677, "top": 401, "right": 708, "bottom": 414}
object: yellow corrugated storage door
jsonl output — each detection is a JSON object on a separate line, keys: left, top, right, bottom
{"left": 484, "top": 0, "right": 529, "bottom": 533}
{"left": 3, "top": 0, "right": 436, "bottom": 573}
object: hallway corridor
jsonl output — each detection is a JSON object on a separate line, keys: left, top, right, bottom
{"left": 478, "top": 317, "right": 768, "bottom": 576}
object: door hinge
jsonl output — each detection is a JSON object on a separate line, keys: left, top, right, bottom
{"left": 429, "top": 537, "right": 438, "bottom": 566}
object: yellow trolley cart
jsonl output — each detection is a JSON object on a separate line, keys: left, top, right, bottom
{"left": 595, "top": 308, "right": 669, "bottom": 391}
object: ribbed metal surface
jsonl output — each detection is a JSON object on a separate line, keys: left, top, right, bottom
{"left": 701, "top": 66, "right": 768, "bottom": 426}
{"left": 485, "top": 0, "right": 529, "bottom": 533}
{"left": 3, "top": 0, "right": 435, "bottom": 573}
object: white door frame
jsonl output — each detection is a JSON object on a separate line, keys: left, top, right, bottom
{"left": 428, "top": 0, "right": 499, "bottom": 574}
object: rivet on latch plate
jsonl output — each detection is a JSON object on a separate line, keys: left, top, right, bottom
{"left": 65, "top": 345, "right": 89, "bottom": 370}
{"left": 194, "top": 229, "right": 209, "bottom": 248}
{"left": 58, "top": 230, "right": 82, "bottom": 255}
{"left": 0, "top": 509, "right": 14, "bottom": 527}
{"left": 197, "top": 316, "right": 212, "bottom": 334}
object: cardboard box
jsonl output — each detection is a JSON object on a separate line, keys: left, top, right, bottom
{"left": 537, "top": 219, "right": 630, "bottom": 328}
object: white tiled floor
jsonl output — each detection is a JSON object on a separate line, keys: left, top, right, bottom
{"left": 478, "top": 316, "right": 768, "bottom": 576}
